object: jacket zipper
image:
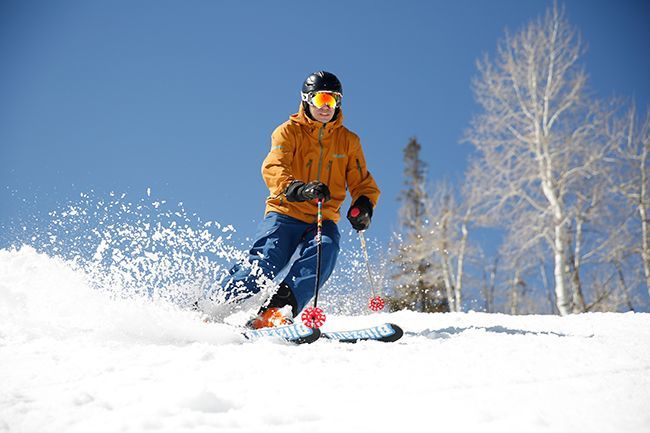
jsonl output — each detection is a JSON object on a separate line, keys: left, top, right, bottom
{"left": 356, "top": 158, "right": 363, "bottom": 178}
{"left": 306, "top": 159, "right": 313, "bottom": 182}
{"left": 317, "top": 126, "right": 325, "bottom": 181}
{"left": 326, "top": 160, "right": 333, "bottom": 186}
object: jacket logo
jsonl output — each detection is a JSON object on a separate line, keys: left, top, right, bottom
{"left": 332, "top": 153, "right": 346, "bottom": 159}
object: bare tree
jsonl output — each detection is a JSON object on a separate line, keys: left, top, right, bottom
{"left": 609, "top": 104, "right": 650, "bottom": 298}
{"left": 480, "top": 254, "right": 499, "bottom": 313}
{"left": 390, "top": 138, "right": 449, "bottom": 312}
{"left": 427, "top": 180, "right": 457, "bottom": 309}
{"left": 426, "top": 179, "right": 478, "bottom": 312}
{"left": 497, "top": 207, "right": 550, "bottom": 314}
{"left": 464, "top": 3, "right": 615, "bottom": 315}
{"left": 561, "top": 99, "right": 624, "bottom": 312}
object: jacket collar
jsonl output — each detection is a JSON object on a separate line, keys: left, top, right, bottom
{"left": 290, "top": 104, "right": 344, "bottom": 138}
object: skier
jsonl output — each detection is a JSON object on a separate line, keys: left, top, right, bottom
{"left": 214, "top": 71, "right": 380, "bottom": 328}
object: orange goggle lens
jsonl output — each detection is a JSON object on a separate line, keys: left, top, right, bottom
{"left": 310, "top": 92, "right": 341, "bottom": 109}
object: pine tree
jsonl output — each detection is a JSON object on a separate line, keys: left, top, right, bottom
{"left": 389, "top": 137, "right": 449, "bottom": 312}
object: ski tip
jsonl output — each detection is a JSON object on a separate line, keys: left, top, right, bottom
{"left": 383, "top": 323, "right": 404, "bottom": 342}
{"left": 300, "top": 328, "right": 321, "bottom": 344}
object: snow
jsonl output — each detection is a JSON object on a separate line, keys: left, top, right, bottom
{"left": 1, "top": 247, "right": 649, "bottom": 433}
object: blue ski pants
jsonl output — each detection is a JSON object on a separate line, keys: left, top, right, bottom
{"left": 226, "top": 212, "right": 340, "bottom": 315}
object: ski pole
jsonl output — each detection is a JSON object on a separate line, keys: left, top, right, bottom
{"left": 313, "top": 198, "right": 323, "bottom": 308}
{"left": 301, "top": 199, "right": 326, "bottom": 328}
{"left": 357, "top": 230, "right": 385, "bottom": 312}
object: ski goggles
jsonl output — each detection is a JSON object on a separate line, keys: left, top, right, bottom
{"left": 301, "top": 91, "right": 342, "bottom": 109}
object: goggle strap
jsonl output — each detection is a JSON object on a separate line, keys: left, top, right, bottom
{"left": 301, "top": 91, "right": 341, "bottom": 99}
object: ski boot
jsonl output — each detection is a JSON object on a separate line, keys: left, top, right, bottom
{"left": 246, "top": 305, "right": 294, "bottom": 329}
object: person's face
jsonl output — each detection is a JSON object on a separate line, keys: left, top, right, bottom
{"left": 309, "top": 103, "right": 336, "bottom": 123}
{"left": 306, "top": 92, "right": 341, "bottom": 123}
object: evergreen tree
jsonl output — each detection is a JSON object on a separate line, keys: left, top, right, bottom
{"left": 389, "top": 137, "right": 449, "bottom": 312}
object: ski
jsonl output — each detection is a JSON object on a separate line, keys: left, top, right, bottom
{"left": 322, "top": 322, "right": 403, "bottom": 343}
{"left": 239, "top": 321, "right": 403, "bottom": 344}
{"left": 242, "top": 322, "right": 321, "bottom": 345}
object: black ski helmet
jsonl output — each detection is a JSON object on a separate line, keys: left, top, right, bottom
{"left": 301, "top": 71, "right": 343, "bottom": 122}
{"left": 302, "top": 71, "right": 343, "bottom": 95}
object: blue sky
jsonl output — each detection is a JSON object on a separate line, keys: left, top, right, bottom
{"left": 2, "top": 0, "right": 649, "bottom": 251}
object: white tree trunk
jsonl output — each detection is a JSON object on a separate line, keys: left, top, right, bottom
{"left": 542, "top": 177, "right": 571, "bottom": 315}
{"left": 454, "top": 218, "right": 469, "bottom": 312}
{"left": 552, "top": 222, "right": 570, "bottom": 315}
{"left": 510, "top": 270, "right": 521, "bottom": 315}
{"left": 569, "top": 215, "right": 587, "bottom": 313}
{"left": 440, "top": 252, "right": 455, "bottom": 312}
{"left": 640, "top": 141, "right": 650, "bottom": 297}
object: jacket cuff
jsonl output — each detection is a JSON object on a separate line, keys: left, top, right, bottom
{"left": 285, "top": 180, "right": 306, "bottom": 202}
{"left": 352, "top": 195, "right": 374, "bottom": 218}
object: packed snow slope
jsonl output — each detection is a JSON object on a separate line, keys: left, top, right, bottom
{"left": 1, "top": 247, "right": 649, "bottom": 433}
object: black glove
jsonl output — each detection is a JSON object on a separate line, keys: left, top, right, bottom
{"left": 285, "top": 180, "right": 331, "bottom": 202}
{"left": 347, "top": 195, "right": 373, "bottom": 231}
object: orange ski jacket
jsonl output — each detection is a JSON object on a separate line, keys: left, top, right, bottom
{"left": 262, "top": 105, "right": 380, "bottom": 224}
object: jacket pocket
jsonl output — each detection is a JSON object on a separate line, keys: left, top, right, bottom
{"left": 326, "top": 160, "right": 333, "bottom": 186}
{"left": 306, "top": 159, "right": 313, "bottom": 182}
